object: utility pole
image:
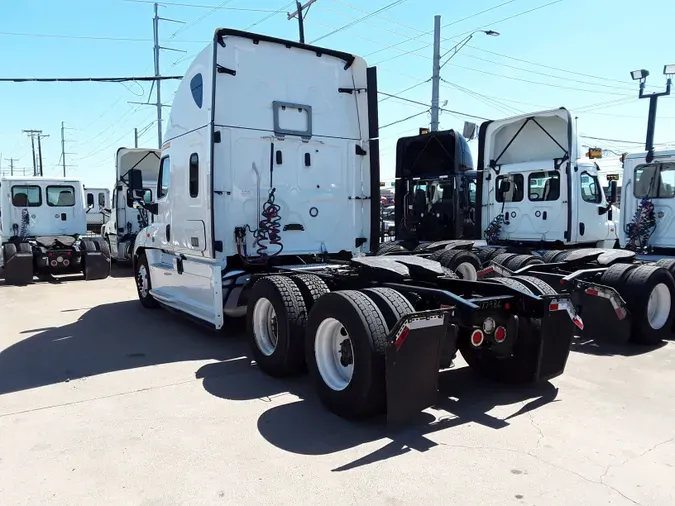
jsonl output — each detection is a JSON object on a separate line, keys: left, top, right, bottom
{"left": 288, "top": 0, "right": 317, "bottom": 43}
{"left": 153, "top": 3, "right": 162, "bottom": 148}
{"left": 430, "top": 15, "right": 441, "bottom": 132}
{"left": 134, "top": 128, "right": 139, "bottom": 148}
{"left": 4, "top": 157, "right": 17, "bottom": 176}
{"left": 22, "top": 130, "right": 41, "bottom": 176}
{"left": 36, "top": 132, "right": 49, "bottom": 177}
{"left": 151, "top": 3, "right": 184, "bottom": 148}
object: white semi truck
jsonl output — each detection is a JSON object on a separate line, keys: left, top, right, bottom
{"left": 101, "top": 148, "right": 159, "bottom": 263}
{"left": 618, "top": 149, "right": 675, "bottom": 253}
{"left": 122, "top": 28, "right": 580, "bottom": 422}
{"left": 383, "top": 110, "right": 675, "bottom": 346}
{"left": 0, "top": 176, "right": 111, "bottom": 284}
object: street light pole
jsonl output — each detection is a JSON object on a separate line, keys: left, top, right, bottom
{"left": 430, "top": 15, "right": 441, "bottom": 132}
{"left": 430, "top": 27, "right": 500, "bottom": 132}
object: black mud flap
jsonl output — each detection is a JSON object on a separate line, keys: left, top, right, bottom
{"left": 536, "top": 298, "right": 577, "bottom": 381}
{"left": 570, "top": 290, "right": 632, "bottom": 344}
{"left": 83, "top": 252, "right": 111, "bottom": 280}
{"left": 3, "top": 252, "right": 34, "bottom": 285}
{"left": 385, "top": 310, "right": 449, "bottom": 425}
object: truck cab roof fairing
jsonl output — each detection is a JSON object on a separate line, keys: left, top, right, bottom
{"left": 395, "top": 130, "right": 474, "bottom": 179}
{"left": 479, "top": 107, "right": 575, "bottom": 170}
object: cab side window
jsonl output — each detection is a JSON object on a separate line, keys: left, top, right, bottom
{"left": 495, "top": 174, "right": 524, "bottom": 202}
{"left": 580, "top": 172, "right": 601, "bottom": 203}
{"left": 158, "top": 156, "right": 171, "bottom": 199}
{"left": 528, "top": 171, "right": 560, "bottom": 202}
{"left": 87, "top": 193, "right": 95, "bottom": 207}
{"left": 12, "top": 185, "right": 41, "bottom": 207}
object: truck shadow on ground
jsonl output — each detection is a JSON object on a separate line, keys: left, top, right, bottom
{"left": 197, "top": 360, "right": 559, "bottom": 472}
{"left": 570, "top": 336, "right": 668, "bottom": 357}
{"left": 0, "top": 301, "right": 247, "bottom": 396}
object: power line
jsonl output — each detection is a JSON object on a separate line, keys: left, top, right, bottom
{"left": 363, "top": 0, "right": 519, "bottom": 58}
{"left": 380, "top": 110, "right": 429, "bottom": 130}
{"left": 371, "top": 0, "right": 566, "bottom": 66}
{"left": 310, "top": 0, "right": 410, "bottom": 44}
{"left": 377, "top": 91, "right": 489, "bottom": 121}
{"left": 123, "top": 0, "right": 281, "bottom": 11}
{"left": 0, "top": 76, "right": 183, "bottom": 83}
{"left": 378, "top": 79, "right": 430, "bottom": 102}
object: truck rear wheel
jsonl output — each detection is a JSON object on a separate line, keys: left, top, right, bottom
{"left": 376, "top": 242, "right": 409, "bottom": 256}
{"left": 361, "top": 287, "right": 414, "bottom": 329}
{"left": 618, "top": 265, "right": 675, "bottom": 345}
{"left": 289, "top": 273, "right": 330, "bottom": 312}
{"left": 306, "top": 290, "right": 390, "bottom": 419}
{"left": 247, "top": 276, "right": 308, "bottom": 377}
{"left": 430, "top": 249, "right": 481, "bottom": 280}
{"left": 134, "top": 253, "right": 159, "bottom": 308}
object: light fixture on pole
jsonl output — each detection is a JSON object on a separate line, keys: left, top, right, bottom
{"left": 630, "top": 64, "right": 673, "bottom": 162}
{"left": 430, "top": 26, "right": 499, "bottom": 132}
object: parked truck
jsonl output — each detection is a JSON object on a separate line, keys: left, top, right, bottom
{"left": 0, "top": 176, "right": 111, "bottom": 284}
{"left": 381, "top": 110, "right": 675, "bottom": 346}
{"left": 101, "top": 148, "right": 159, "bottom": 263}
{"left": 123, "top": 28, "right": 581, "bottom": 422}
{"left": 84, "top": 187, "right": 111, "bottom": 233}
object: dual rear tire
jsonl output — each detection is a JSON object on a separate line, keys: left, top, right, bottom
{"left": 246, "top": 275, "right": 414, "bottom": 419}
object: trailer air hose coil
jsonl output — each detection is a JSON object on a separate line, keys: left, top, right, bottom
{"left": 256, "top": 188, "right": 283, "bottom": 257}
{"left": 484, "top": 213, "right": 504, "bottom": 245}
{"left": 625, "top": 198, "right": 656, "bottom": 253}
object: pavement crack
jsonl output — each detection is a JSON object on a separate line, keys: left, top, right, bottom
{"left": 435, "top": 441, "right": 642, "bottom": 505}
{"left": 527, "top": 411, "right": 545, "bottom": 451}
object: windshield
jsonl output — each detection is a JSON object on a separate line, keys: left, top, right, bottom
{"left": 634, "top": 162, "right": 675, "bottom": 199}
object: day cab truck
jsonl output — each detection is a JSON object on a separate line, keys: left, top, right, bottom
{"left": 618, "top": 149, "right": 675, "bottom": 254}
{"left": 123, "top": 28, "right": 581, "bottom": 423}
{"left": 0, "top": 176, "right": 111, "bottom": 285}
{"left": 101, "top": 148, "right": 159, "bottom": 263}
{"left": 383, "top": 110, "right": 675, "bottom": 346}
{"left": 84, "top": 187, "right": 111, "bottom": 233}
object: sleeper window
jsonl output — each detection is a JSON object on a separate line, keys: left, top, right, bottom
{"left": 98, "top": 192, "right": 106, "bottom": 207}
{"left": 495, "top": 174, "right": 524, "bottom": 203}
{"left": 528, "top": 171, "right": 560, "bottom": 202}
{"left": 189, "top": 153, "right": 199, "bottom": 198}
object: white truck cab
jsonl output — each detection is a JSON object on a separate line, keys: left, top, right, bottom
{"left": 0, "top": 176, "right": 110, "bottom": 283}
{"left": 102, "top": 148, "right": 159, "bottom": 262}
{"left": 84, "top": 187, "right": 110, "bottom": 233}
{"left": 619, "top": 149, "right": 675, "bottom": 251}
{"left": 478, "top": 107, "right": 618, "bottom": 248}
{"left": 129, "top": 28, "right": 376, "bottom": 329}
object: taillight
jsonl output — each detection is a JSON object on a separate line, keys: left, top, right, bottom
{"left": 470, "top": 329, "right": 484, "bottom": 347}
{"left": 494, "top": 326, "right": 507, "bottom": 343}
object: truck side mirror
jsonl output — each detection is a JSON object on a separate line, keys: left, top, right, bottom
{"left": 128, "top": 168, "right": 143, "bottom": 191}
{"left": 126, "top": 168, "right": 145, "bottom": 207}
{"left": 608, "top": 180, "right": 618, "bottom": 204}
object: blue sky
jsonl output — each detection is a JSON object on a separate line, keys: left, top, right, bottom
{"left": 1, "top": 0, "right": 674, "bottom": 189}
